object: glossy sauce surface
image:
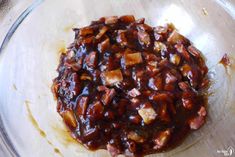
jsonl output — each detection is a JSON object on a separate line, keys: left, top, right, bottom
{"left": 52, "top": 15, "right": 209, "bottom": 157}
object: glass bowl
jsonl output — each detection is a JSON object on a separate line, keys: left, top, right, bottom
{"left": 0, "top": 0, "right": 235, "bottom": 157}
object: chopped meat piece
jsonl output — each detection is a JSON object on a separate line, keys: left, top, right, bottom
{"left": 80, "top": 36, "right": 94, "bottom": 45}
{"left": 180, "top": 64, "right": 192, "bottom": 77}
{"left": 64, "top": 57, "right": 83, "bottom": 71}
{"left": 97, "top": 85, "right": 109, "bottom": 91}
{"left": 51, "top": 81, "right": 59, "bottom": 99}
{"left": 80, "top": 73, "right": 92, "bottom": 81}
{"left": 101, "top": 88, "right": 116, "bottom": 105}
{"left": 137, "top": 24, "right": 152, "bottom": 32}
{"left": 136, "top": 18, "right": 145, "bottom": 24}
{"left": 154, "top": 33, "right": 163, "bottom": 41}
{"left": 87, "top": 101, "right": 104, "bottom": 120}
{"left": 127, "top": 140, "right": 136, "bottom": 153}
{"left": 101, "top": 69, "right": 123, "bottom": 85}
{"left": 198, "top": 106, "right": 207, "bottom": 117}
{"left": 130, "top": 98, "right": 140, "bottom": 104}
{"left": 61, "top": 110, "right": 77, "bottom": 129}
{"left": 129, "top": 115, "right": 142, "bottom": 124}
{"left": 146, "top": 63, "right": 159, "bottom": 74}
{"left": 105, "top": 16, "right": 118, "bottom": 25}
{"left": 187, "top": 45, "right": 201, "bottom": 58}
{"left": 85, "top": 51, "right": 98, "bottom": 68}
{"left": 77, "top": 97, "right": 89, "bottom": 115}
{"left": 154, "top": 41, "right": 166, "bottom": 53}
{"left": 79, "top": 26, "right": 94, "bottom": 36}
{"left": 116, "top": 30, "right": 128, "bottom": 47}
{"left": 219, "top": 53, "right": 231, "bottom": 66}
{"left": 158, "top": 58, "right": 170, "bottom": 67}
{"left": 180, "top": 64, "right": 200, "bottom": 88}
{"left": 127, "top": 131, "right": 145, "bottom": 143}
{"left": 170, "top": 54, "right": 181, "bottom": 65}
{"left": 104, "top": 110, "right": 115, "bottom": 120}
{"left": 123, "top": 52, "right": 143, "bottom": 67}
{"left": 67, "top": 50, "right": 75, "bottom": 59}
{"left": 96, "top": 26, "right": 108, "bottom": 40}
{"left": 119, "top": 15, "right": 135, "bottom": 23}
{"left": 128, "top": 88, "right": 141, "bottom": 97}
{"left": 167, "top": 30, "right": 187, "bottom": 44}
{"left": 189, "top": 115, "right": 205, "bottom": 130}
{"left": 98, "top": 38, "right": 110, "bottom": 52}
{"left": 138, "top": 103, "right": 157, "bottom": 124}
{"left": 175, "top": 43, "right": 190, "bottom": 61}
{"left": 61, "top": 73, "right": 81, "bottom": 99}
{"left": 138, "top": 31, "right": 151, "bottom": 47}
{"left": 159, "top": 104, "right": 170, "bottom": 122}
{"left": 178, "top": 81, "right": 191, "bottom": 91}
{"left": 83, "top": 127, "right": 99, "bottom": 141}
{"left": 166, "top": 23, "right": 176, "bottom": 32}
{"left": 153, "top": 129, "right": 171, "bottom": 150}
{"left": 181, "top": 91, "right": 195, "bottom": 109}
{"left": 165, "top": 72, "right": 177, "bottom": 84}
{"left": 149, "top": 92, "right": 172, "bottom": 103}
{"left": 148, "top": 77, "right": 163, "bottom": 91}
{"left": 154, "top": 26, "right": 168, "bottom": 34}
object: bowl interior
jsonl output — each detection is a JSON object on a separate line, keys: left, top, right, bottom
{"left": 0, "top": 0, "right": 235, "bottom": 157}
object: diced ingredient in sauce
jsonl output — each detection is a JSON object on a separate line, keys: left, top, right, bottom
{"left": 219, "top": 53, "right": 231, "bottom": 67}
{"left": 52, "top": 15, "right": 209, "bottom": 157}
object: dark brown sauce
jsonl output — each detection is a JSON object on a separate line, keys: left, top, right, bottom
{"left": 51, "top": 124, "right": 78, "bottom": 146}
{"left": 52, "top": 15, "right": 209, "bottom": 157}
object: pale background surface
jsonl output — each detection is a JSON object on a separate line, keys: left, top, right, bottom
{"left": 0, "top": 0, "right": 235, "bottom": 157}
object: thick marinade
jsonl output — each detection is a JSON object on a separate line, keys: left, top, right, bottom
{"left": 52, "top": 15, "right": 209, "bottom": 157}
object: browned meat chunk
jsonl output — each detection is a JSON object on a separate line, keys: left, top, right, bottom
{"left": 101, "top": 69, "right": 123, "bottom": 85}
{"left": 79, "top": 26, "right": 94, "bottom": 36}
{"left": 101, "top": 88, "right": 116, "bottom": 105}
{"left": 123, "top": 52, "right": 143, "bottom": 67}
{"left": 76, "top": 97, "right": 89, "bottom": 116}
{"left": 61, "top": 110, "right": 77, "bottom": 129}
{"left": 85, "top": 51, "right": 98, "bottom": 68}
{"left": 153, "top": 129, "right": 171, "bottom": 150}
{"left": 105, "top": 16, "right": 118, "bottom": 25}
{"left": 167, "top": 30, "right": 187, "bottom": 44}
{"left": 128, "top": 88, "right": 141, "bottom": 97}
{"left": 138, "top": 103, "right": 157, "bottom": 124}
{"left": 138, "top": 31, "right": 151, "bottom": 47}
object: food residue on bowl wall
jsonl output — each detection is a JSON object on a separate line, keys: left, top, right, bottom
{"left": 202, "top": 8, "right": 208, "bottom": 16}
{"left": 12, "top": 84, "right": 17, "bottom": 91}
{"left": 25, "top": 100, "right": 63, "bottom": 156}
{"left": 64, "top": 24, "right": 76, "bottom": 32}
{"left": 219, "top": 53, "right": 231, "bottom": 67}
{"left": 25, "top": 100, "right": 46, "bottom": 138}
{"left": 219, "top": 53, "right": 233, "bottom": 75}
